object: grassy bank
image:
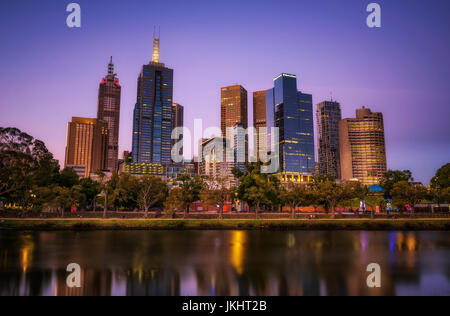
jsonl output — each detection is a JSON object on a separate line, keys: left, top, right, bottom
{"left": 0, "top": 219, "right": 449, "bottom": 231}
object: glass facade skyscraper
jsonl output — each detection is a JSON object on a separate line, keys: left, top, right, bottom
{"left": 266, "top": 73, "right": 315, "bottom": 176}
{"left": 316, "top": 100, "right": 342, "bottom": 179}
{"left": 132, "top": 37, "right": 174, "bottom": 164}
{"left": 172, "top": 103, "right": 184, "bottom": 158}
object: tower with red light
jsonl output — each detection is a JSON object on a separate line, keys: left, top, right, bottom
{"left": 97, "top": 56, "right": 122, "bottom": 172}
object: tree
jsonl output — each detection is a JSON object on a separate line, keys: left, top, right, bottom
{"left": 316, "top": 181, "right": 353, "bottom": 218}
{"left": 2, "top": 159, "right": 37, "bottom": 212}
{"left": 95, "top": 171, "right": 110, "bottom": 218}
{"left": 107, "top": 172, "right": 124, "bottom": 211}
{"left": 365, "top": 195, "right": 386, "bottom": 218}
{"left": 304, "top": 186, "right": 323, "bottom": 214}
{"left": 282, "top": 183, "right": 307, "bottom": 218}
{"left": 430, "top": 163, "right": 450, "bottom": 209}
{"left": 241, "top": 174, "right": 273, "bottom": 218}
{"left": 175, "top": 175, "right": 204, "bottom": 218}
{"left": 200, "top": 177, "right": 232, "bottom": 219}
{"left": 164, "top": 188, "right": 183, "bottom": 218}
{"left": 391, "top": 181, "right": 428, "bottom": 213}
{"left": 353, "top": 184, "right": 380, "bottom": 218}
{"left": 380, "top": 170, "right": 413, "bottom": 199}
{"left": 442, "top": 187, "right": 450, "bottom": 204}
{"left": 235, "top": 163, "right": 278, "bottom": 217}
{"left": 138, "top": 176, "right": 168, "bottom": 217}
{"left": 58, "top": 167, "right": 80, "bottom": 188}
{"left": 431, "top": 163, "right": 450, "bottom": 190}
{"left": 266, "top": 177, "right": 281, "bottom": 212}
{"left": 232, "top": 166, "right": 244, "bottom": 179}
{"left": 0, "top": 127, "right": 59, "bottom": 209}
{"left": 79, "top": 178, "right": 100, "bottom": 211}
{"left": 33, "top": 153, "right": 60, "bottom": 188}
{"left": 32, "top": 185, "right": 55, "bottom": 212}
{"left": 311, "top": 174, "right": 335, "bottom": 185}
{"left": 110, "top": 173, "right": 140, "bottom": 211}
{"left": 46, "top": 185, "right": 84, "bottom": 218}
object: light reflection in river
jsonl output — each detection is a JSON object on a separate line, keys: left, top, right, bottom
{"left": 20, "top": 234, "right": 34, "bottom": 274}
{"left": 0, "top": 230, "right": 448, "bottom": 296}
{"left": 230, "top": 231, "right": 246, "bottom": 275}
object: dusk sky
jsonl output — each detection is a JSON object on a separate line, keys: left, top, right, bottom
{"left": 0, "top": 0, "right": 449, "bottom": 184}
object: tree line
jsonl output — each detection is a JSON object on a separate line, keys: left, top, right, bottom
{"left": 1, "top": 127, "right": 449, "bottom": 218}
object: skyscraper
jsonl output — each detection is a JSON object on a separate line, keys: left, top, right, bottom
{"left": 199, "top": 137, "right": 234, "bottom": 184}
{"left": 221, "top": 85, "right": 248, "bottom": 137}
{"left": 221, "top": 85, "right": 248, "bottom": 166}
{"left": 65, "top": 117, "right": 109, "bottom": 178}
{"left": 97, "top": 57, "right": 121, "bottom": 172}
{"left": 253, "top": 90, "right": 269, "bottom": 161}
{"left": 339, "top": 106, "right": 387, "bottom": 186}
{"left": 266, "top": 73, "right": 315, "bottom": 181}
{"left": 232, "top": 123, "right": 246, "bottom": 172}
{"left": 132, "top": 34, "right": 174, "bottom": 164}
{"left": 172, "top": 103, "right": 184, "bottom": 157}
{"left": 316, "top": 100, "right": 342, "bottom": 179}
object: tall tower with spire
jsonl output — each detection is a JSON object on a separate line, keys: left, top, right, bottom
{"left": 132, "top": 31, "right": 175, "bottom": 164}
{"left": 97, "top": 56, "right": 122, "bottom": 172}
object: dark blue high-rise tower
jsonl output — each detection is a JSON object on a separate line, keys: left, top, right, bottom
{"left": 266, "top": 73, "right": 315, "bottom": 177}
{"left": 132, "top": 35, "right": 174, "bottom": 164}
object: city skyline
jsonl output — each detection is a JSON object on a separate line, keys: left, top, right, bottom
{"left": 1, "top": 0, "right": 449, "bottom": 184}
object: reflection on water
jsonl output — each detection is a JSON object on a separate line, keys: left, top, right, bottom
{"left": 20, "top": 235, "right": 34, "bottom": 274}
{"left": 0, "top": 230, "right": 449, "bottom": 296}
{"left": 230, "top": 231, "right": 246, "bottom": 276}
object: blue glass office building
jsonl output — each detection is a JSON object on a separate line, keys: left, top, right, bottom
{"left": 132, "top": 39, "right": 174, "bottom": 164}
{"left": 266, "top": 73, "right": 315, "bottom": 175}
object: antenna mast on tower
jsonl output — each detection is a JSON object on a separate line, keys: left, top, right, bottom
{"left": 152, "top": 26, "right": 160, "bottom": 63}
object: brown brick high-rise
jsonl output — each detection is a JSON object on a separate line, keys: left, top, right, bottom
{"left": 97, "top": 57, "right": 121, "bottom": 172}
{"left": 253, "top": 90, "right": 268, "bottom": 160}
{"left": 221, "top": 85, "right": 248, "bottom": 137}
{"left": 221, "top": 85, "right": 248, "bottom": 167}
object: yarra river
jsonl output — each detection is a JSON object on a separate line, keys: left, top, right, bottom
{"left": 0, "top": 230, "right": 449, "bottom": 296}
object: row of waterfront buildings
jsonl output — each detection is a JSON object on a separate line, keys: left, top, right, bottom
{"left": 64, "top": 36, "right": 387, "bottom": 186}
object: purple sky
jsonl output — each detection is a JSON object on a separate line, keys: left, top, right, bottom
{"left": 0, "top": 0, "right": 449, "bottom": 184}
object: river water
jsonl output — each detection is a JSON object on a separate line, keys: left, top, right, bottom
{"left": 0, "top": 230, "right": 448, "bottom": 296}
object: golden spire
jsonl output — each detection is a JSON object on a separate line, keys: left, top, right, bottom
{"left": 152, "top": 27, "right": 160, "bottom": 63}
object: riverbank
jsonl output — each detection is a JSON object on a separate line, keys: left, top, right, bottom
{"left": 0, "top": 218, "right": 449, "bottom": 231}
{"left": 2, "top": 210, "right": 449, "bottom": 220}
